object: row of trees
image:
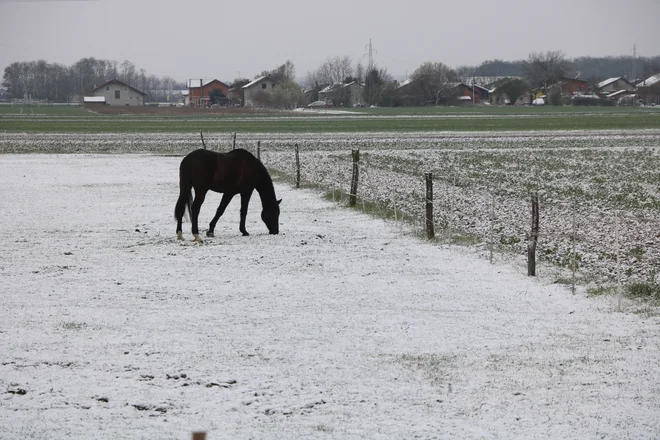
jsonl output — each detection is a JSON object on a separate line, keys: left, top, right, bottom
{"left": 300, "top": 50, "right": 660, "bottom": 107}
{"left": 3, "top": 51, "right": 658, "bottom": 106}
{"left": 2, "top": 57, "right": 185, "bottom": 102}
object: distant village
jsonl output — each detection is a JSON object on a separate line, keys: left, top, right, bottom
{"left": 70, "top": 73, "right": 660, "bottom": 109}
{"left": 2, "top": 53, "right": 659, "bottom": 108}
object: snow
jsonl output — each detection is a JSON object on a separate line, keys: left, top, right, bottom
{"left": 597, "top": 77, "right": 620, "bottom": 89}
{"left": 83, "top": 96, "right": 105, "bottom": 103}
{"left": 1, "top": 154, "right": 659, "bottom": 439}
{"left": 637, "top": 74, "right": 660, "bottom": 87}
{"left": 242, "top": 76, "right": 272, "bottom": 89}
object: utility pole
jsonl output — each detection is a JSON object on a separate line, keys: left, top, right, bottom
{"left": 632, "top": 44, "right": 637, "bottom": 82}
{"left": 364, "top": 38, "right": 377, "bottom": 105}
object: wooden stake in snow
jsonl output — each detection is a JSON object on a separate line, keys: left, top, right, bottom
{"left": 232, "top": 132, "right": 237, "bottom": 150}
{"left": 257, "top": 140, "right": 261, "bottom": 160}
{"left": 528, "top": 192, "right": 540, "bottom": 276}
{"left": 349, "top": 150, "right": 359, "bottom": 207}
{"left": 616, "top": 211, "right": 622, "bottom": 311}
{"left": 425, "top": 173, "right": 434, "bottom": 240}
{"left": 489, "top": 193, "right": 495, "bottom": 265}
{"left": 295, "top": 143, "right": 301, "bottom": 189}
{"left": 571, "top": 203, "right": 577, "bottom": 294}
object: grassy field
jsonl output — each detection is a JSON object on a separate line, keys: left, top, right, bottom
{"left": 0, "top": 104, "right": 658, "bottom": 132}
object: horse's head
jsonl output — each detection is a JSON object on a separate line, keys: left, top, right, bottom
{"left": 261, "top": 199, "right": 281, "bottom": 235}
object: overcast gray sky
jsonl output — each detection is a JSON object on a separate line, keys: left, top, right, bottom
{"left": 1, "top": 0, "right": 658, "bottom": 83}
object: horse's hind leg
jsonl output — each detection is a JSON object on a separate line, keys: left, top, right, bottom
{"left": 174, "top": 188, "right": 189, "bottom": 240}
{"left": 207, "top": 192, "right": 235, "bottom": 237}
{"left": 191, "top": 190, "right": 207, "bottom": 242}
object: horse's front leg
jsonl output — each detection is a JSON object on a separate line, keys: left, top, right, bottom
{"left": 239, "top": 190, "right": 254, "bottom": 236}
{"left": 190, "top": 190, "right": 207, "bottom": 242}
{"left": 207, "top": 192, "right": 235, "bottom": 237}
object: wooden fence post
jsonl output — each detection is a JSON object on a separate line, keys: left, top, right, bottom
{"left": 527, "top": 192, "right": 539, "bottom": 276}
{"left": 425, "top": 173, "right": 434, "bottom": 240}
{"left": 571, "top": 203, "right": 577, "bottom": 294}
{"left": 295, "top": 143, "right": 301, "bottom": 188}
{"left": 232, "top": 132, "right": 237, "bottom": 150}
{"left": 489, "top": 193, "right": 495, "bottom": 265}
{"left": 349, "top": 149, "right": 359, "bottom": 206}
{"left": 616, "top": 211, "right": 622, "bottom": 311}
{"left": 257, "top": 140, "right": 261, "bottom": 160}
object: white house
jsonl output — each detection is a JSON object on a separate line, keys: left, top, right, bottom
{"left": 242, "top": 76, "right": 276, "bottom": 107}
{"left": 91, "top": 79, "right": 147, "bottom": 106}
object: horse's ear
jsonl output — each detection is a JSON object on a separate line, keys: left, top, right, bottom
{"left": 277, "top": 199, "right": 282, "bottom": 205}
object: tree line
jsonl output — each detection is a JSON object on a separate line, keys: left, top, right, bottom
{"left": 2, "top": 57, "right": 185, "bottom": 103}
{"left": 303, "top": 51, "right": 660, "bottom": 107}
{"left": 3, "top": 52, "right": 659, "bottom": 106}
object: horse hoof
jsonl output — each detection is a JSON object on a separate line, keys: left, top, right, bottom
{"left": 206, "top": 231, "right": 214, "bottom": 237}
{"left": 176, "top": 232, "right": 183, "bottom": 241}
{"left": 192, "top": 234, "right": 203, "bottom": 243}
{"left": 242, "top": 232, "right": 250, "bottom": 237}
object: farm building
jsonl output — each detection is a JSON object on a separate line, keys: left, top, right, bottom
{"left": 242, "top": 76, "right": 276, "bottom": 107}
{"left": 636, "top": 74, "right": 660, "bottom": 106}
{"left": 90, "top": 79, "right": 146, "bottom": 106}
{"left": 186, "top": 79, "right": 230, "bottom": 107}
{"left": 396, "top": 79, "right": 424, "bottom": 106}
{"left": 455, "top": 83, "right": 490, "bottom": 104}
{"left": 318, "top": 81, "right": 365, "bottom": 107}
{"left": 597, "top": 77, "right": 635, "bottom": 94}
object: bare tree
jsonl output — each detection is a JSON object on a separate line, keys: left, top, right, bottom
{"left": 493, "top": 77, "right": 530, "bottom": 104}
{"left": 258, "top": 60, "right": 296, "bottom": 83}
{"left": 307, "top": 56, "right": 354, "bottom": 88}
{"left": 363, "top": 65, "right": 393, "bottom": 106}
{"left": 120, "top": 60, "right": 136, "bottom": 86}
{"left": 271, "top": 80, "right": 305, "bottom": 109}
{"left": 410, "top": 61, "right": 458, "bottom": 105}
{"left": 522, "top": 50, "right": 570, "bottom": 92}
{"left": 455, "top": 64, "right": 476, "bottom": 83}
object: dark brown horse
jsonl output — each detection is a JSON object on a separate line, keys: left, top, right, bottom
{"left": 174, "top": 148, "right": 281, "bottom": 242}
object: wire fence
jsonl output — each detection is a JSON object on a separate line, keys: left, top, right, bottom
{"left": 256, "top": 144, "right": 660, "bottom": 301}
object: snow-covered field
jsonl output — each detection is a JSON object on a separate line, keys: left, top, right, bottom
{"left": 1, "top": 154, "right": 660, "bottom": 439}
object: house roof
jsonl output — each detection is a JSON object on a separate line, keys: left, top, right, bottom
{"left": 598, "top": 77, "right": 621, "bottom": 88}
{"left": 320, "top": 81, "right": 365, "bottom": 94}
{"left": 186, "top": 79, "right": 229, "bottom": 89}
{"left": 91, "top": 79, "right": 147, "bottom": 96}
{"left": 397, "top": 78, "right": 414, "bottom": 89}
{"left": 637, "top": 74, "right": 660, "bottom": 87}
{"left": 598, "top": 77, "right": 634, "bottom": 89}
{"left": 464, "top": 76, "right": 513, "bottom": 88}
{"left": 607, "top": 89, "right": 633, "bottom": 98}
{"left": 242, "top": 76, "right": 275, "bottom": 89}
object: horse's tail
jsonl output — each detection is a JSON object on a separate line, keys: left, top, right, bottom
{"left": 174, "top": 166, "right": 192, "bottom": 222}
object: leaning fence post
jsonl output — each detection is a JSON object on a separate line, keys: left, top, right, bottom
{"left": 349, "top": 149, "right": 359, "bottom": 207}
{"left": 489, "top": 193, "right": 495, "bottom": 265}
{"left": 527, "top": 192, "right": 539, "bottom": 276}
{"left": 425, "top": 173, "right": 434, "bottom": 240}
{"left": 295, "top": 143, "right": 301, "bottom": 189}
{"left": 571, "top": 203, "right": 577, "bottom": 294}
{"left": 616, "top": 211, "right": 622, "bottom": 311}
{"left": 257, "top": 140, "right": 261, "bottom": 160}
{"left": 447, "top": 176, "right": 456, "bottom": 244}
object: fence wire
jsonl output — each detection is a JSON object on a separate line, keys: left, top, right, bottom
{"left": 260, "top": 146, "right": 660, "bottom": 293}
